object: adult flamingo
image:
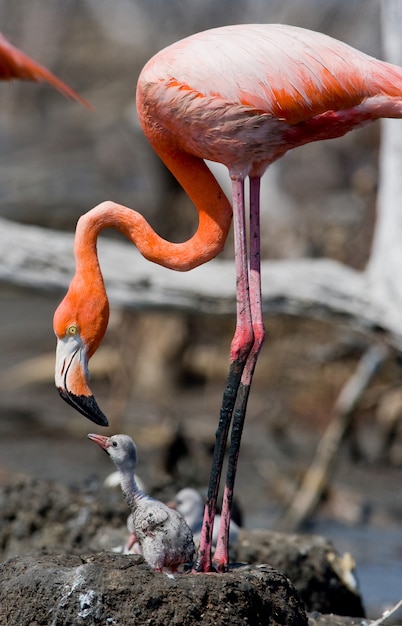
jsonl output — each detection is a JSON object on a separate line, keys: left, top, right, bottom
{"left": 54, "top": 24, "right": 402, "bottom": 572}
{"left": 0, "top": 32, "right": 89, "bottom": 106}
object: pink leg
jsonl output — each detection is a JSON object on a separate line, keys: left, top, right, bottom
{"left": 213, "top": 176, "right": 265, "bottom": 571}
{"left": 125, "top": 532, "right": 142, "bottom": 555}
{"left": 194, "top": 177, "right": 254, "bottom": 572}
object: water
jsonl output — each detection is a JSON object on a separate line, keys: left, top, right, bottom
{"left": 314, "top": 521, "right": 402, "bottom": 618}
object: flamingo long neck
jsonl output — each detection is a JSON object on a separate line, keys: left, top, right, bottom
{"left": 118, "top": 467, "right": 148, "bottom": 510}
{"left": 75, "top": 150, "right": 232, "bottom": 274}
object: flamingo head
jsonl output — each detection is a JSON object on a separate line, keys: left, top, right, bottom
{"left": 88, "top": 433, "right": 138, "bottom": 473}
{"left": 172, "top": 488, "right": 204, "bottom": 528}
{"left": 53, "top": 277, "right": 110, "bottom": 426}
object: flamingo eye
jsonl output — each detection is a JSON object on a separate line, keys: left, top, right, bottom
{"left": 67, "top": 324, "right": 79, "bottom": 336}
{"left": 112, "top": 441, "right": 118, "bottom": 447}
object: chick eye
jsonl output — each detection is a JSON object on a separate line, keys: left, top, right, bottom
{"left": 67, "top": 324, "right": 78, "bottom": 336}
{"left": 112, "top": 441, "right": 118, "bottom": 447}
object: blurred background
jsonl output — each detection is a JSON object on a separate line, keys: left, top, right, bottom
{"left": 0, "top": 0, "right": 401, "bottom": 617}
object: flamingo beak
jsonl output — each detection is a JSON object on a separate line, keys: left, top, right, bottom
{"left": 55, "top": 334, "right": 109, "bottom": 427}
{"left": 87, "top": 433, "right": 112, "bottom": 449}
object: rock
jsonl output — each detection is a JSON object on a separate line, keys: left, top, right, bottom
{"left": 0, "top": 473, "right": 129, "bottom": 561}
{"left": 0, "top": 474, "right": 367, "bottom": 622}
{"left": 308, "top": 614, "right": 373, "bottom": 626}
{"left": 0, "top": 553, "right": 308, "bottom": 626}
{"left": 236, "top": 529, "right": 365, "bottom": 617}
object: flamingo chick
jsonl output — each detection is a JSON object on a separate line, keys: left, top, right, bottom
{"left": 88, "top": 433, "right": 194, "bottom": 574}
{"left": 54, "top": 24, "right": 402, "bottom": 572}
{"left": 171, "top": 487, "right": 239, "bottom": 551}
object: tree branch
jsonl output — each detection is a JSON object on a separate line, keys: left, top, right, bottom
{"left": 0, "top": 217, "right": 400, "bottom": 347}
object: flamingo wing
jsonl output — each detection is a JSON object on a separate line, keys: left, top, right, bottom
{"left": 143, "top": 24, "right": 402, "bottom": 121}
{"left": 138, "top": 24, "right": 402, "bottom": 175}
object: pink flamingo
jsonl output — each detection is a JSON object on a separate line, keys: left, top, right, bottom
{"left": 54, "top": 24, "right": 402, "bottom": 572}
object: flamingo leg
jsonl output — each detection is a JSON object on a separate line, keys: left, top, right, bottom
{"left": 194, "top": 177, "right": 255, "bottom": 572}
{"left": 213, "top": 176, "right": 265, "bottom": 572}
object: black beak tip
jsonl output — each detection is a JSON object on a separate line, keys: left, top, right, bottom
{"left": 57, "top": 388, "right": 109, "bottom": 427}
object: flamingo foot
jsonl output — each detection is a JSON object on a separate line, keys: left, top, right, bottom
{"left": 192, "top": 548, "right": 217, "bottom": 573}
{"left": 192, "top": 539, "right": 215, "bottom": 572}
{"left": 213, "top": 559, "right": 229, "bottom": 573}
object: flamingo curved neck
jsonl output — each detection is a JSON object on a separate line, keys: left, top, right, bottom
{"left": 74, "top": 152, "right": 232, "bottom": 274}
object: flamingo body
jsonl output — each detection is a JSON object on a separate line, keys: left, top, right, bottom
{"left": 54, "top": 24, "right": 402, "bottom": 571}
{"left": 137, "top": 24, "right": 402, "bottom": 178}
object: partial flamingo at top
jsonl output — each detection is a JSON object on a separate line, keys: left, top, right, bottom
{"left": 0, "top": 31, "right": 90, "bottom": 107}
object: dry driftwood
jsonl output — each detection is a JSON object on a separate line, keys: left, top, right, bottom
{"left": 277, "top": 344, "right": 389, "bottom": 533}
{"left": 0, "top": 216, "right": 399, "bottom": 341}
